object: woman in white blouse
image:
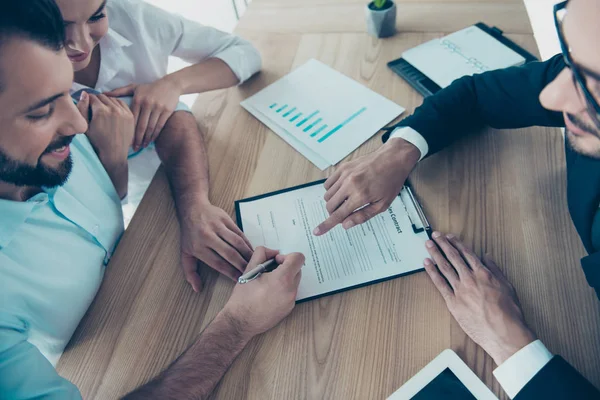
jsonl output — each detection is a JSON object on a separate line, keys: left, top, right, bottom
{"left": 57, "top": 0, "right": 261, "bottom": 149}
{"left": 55, "top": 0, "right": 261, "bottom": 289}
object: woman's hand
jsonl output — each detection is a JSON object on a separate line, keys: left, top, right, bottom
{"left": 105, "top": 76, "right": 182, "bottom": 151}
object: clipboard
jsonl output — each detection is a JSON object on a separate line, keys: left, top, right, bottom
{"left": 235, "top": 180, "right": 433, "bottom": 303}
{"left": 387, "top": 22, "right": 539, "bottom": 97}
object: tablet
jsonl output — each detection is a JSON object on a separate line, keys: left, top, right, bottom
{"left": 387, "top": 349, "right": 498, "bottom": 400}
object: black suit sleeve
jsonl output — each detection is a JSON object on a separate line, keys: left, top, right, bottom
{"left": 514, "top": 356, "right": 600, "bottom": 399}
{"left": 383, "top": 55, "right": 567, "bottom": 155}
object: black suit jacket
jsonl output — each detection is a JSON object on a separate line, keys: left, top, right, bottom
{"left": 383, "top": 55, "right": 600, "bottom": 398}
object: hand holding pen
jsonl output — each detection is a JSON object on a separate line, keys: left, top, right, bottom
{"left": 223, "top": 247, "right": 305, "bottom": 337}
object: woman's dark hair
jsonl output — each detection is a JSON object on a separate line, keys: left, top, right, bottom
{"left": 0, "top": 0, "right": 65, "bottom": 90}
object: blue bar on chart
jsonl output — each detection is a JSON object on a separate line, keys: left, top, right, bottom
{"left": 283, "top": 107, "right": 297, "bottom": 117}
{"left": 290, "top": 112, "right": 302, "bottom": 122}
{"left": 276, "top": 104, "right": 288, "bottom": 113}
{"left": 303, "top": 118, "right": 322, "bottom": 133}
{"left": 269, "top": 103, "right": 277, "bottom": 109}
{"left": 310, "top": 124, "right": 328, "bottom": 137}
{"left": 296, "top": 111, "right": 319, "bottom": 127}
{"left": 318, "top": 107, "right": 367, "bottom": 143}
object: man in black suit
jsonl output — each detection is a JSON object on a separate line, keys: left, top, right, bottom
{"left": 314, "top": 0, "right": 600, "bottom": 398}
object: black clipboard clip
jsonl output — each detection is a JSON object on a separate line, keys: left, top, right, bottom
{"left": 401, "top": 186, "right": 432, "bottom": 238}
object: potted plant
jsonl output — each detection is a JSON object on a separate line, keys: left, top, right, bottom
{"left": 365, "top": 0, "right": 397, "bottom": 38}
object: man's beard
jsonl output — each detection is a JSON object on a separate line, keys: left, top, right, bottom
{"left": 0, "top": 136, "right": 74, "bottom": 188}
{"left": 565, "top": 113, "right": 600, "bottom": 160}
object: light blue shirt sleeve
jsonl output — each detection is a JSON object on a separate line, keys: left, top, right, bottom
{"left": 0, "top": 313, "right": 82, "bottom": 399}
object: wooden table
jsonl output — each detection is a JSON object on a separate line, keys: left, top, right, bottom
{"left": 57, "top": 1, "right": 600, "bottom": 399}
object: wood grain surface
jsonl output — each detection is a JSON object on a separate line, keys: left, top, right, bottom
{"left": 56, "top": 2, "right": 600, "bottom": 399}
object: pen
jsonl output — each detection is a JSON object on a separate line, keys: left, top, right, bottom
{"left": 238, "top": 258, "right": 278, "bottom": 284}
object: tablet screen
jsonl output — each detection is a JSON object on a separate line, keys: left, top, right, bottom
{"left": 410, "top": 368, "right": 477, "bottom": 399}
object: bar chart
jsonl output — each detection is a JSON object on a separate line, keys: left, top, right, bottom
{"left": 268, "top": 102, "right": 367, "bottom": 143}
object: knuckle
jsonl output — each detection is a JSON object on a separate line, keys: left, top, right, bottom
{"left": 198, "top": 226, "right": 211, "bottom": 237}
{"left": 349, "top": 173, "right": 364, "bottom": 186}
{"left": 331, "top": 209, "right": 345, "bottom": 222}
{"left": 447, "top": 248, "right": 461, "bottom": 260}
{"left": 224, "top": 249, "right": 238, "bottom": 261}
{"left": 326, "top": 203, "right": 335, "bottom": 214}
{"left": 479, "top": 269, "right": 494, "bottom": 281}
{"left": 232, "top": 236, "right": 245, "bottom": 249}
{"left": 439, "top": 260, "right": 453, "bottom": 273}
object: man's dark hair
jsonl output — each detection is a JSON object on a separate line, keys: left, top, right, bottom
{"left": 0, "top": 0, "right": 65, "bottom": 91}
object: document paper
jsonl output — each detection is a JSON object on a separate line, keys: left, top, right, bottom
{"left": 402, "top": 25, "right": 526, "bottom": 88}
{"left": 236, "top": 182, "right": 430, "bottom": 302}
{"left": 241, "top": 59, "right": 405, "bottom": 170}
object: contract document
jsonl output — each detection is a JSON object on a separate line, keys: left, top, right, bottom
{"left": 235, "top": 180, "right": 432, "bottom": 302}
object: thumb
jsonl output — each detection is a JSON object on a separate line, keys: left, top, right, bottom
{"left": 105, "top": 84, "right": 137, "bottom": 97}
{"left": 267, "top": 252, "right": 305, "bottom": 284}
{"left": 181, "top": 252, "right": 203, "bottom": 293}
{"left": 76, "top": 91, "right": 91, "bottom": 123}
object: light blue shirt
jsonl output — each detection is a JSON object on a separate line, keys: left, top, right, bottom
{"left": 0, "top": 134, "right": 124, "bottom": 399}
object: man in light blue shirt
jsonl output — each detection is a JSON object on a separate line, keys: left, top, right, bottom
{"left": 0, "top": 1, "right": 305, "bottom": 399}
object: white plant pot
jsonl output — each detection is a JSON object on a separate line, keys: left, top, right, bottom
{"left": 365, "top": 1, "right": 397, "bottom": 38}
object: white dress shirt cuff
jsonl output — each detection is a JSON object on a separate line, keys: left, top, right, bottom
{"left": 493, "top": 340, "right": 554, "bottom": 399}
{"left": 213, "top": 45, "right": 262, "bottom": 84}
{"left": 389, "top": 127, "right": 429, "bottom": 161}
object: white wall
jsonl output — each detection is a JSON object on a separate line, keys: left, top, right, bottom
{"left": 523, "top": 0, "right": 562, "bottom": 60}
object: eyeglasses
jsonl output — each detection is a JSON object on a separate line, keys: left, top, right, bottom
{"left": 554, "top": 0, "right": 600, "bottom": 128}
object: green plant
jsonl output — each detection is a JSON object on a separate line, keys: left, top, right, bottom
{"left": 372, "top": 0, "right": 390, "bottom": 9}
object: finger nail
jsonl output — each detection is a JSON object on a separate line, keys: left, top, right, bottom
{"left": 343, "top": 221, "right": 355, "bottom": 229}
{"left": 313, "top": 227, "right": 321, "bottom": 235}
{"left": 432, "top": 231, "right": 441, "bottom": 238}
{"left": 426, "top": 240, "right": 435, "bottom": 248}
{"left": 79, "top": 91, "right": 87, "bottom": 101}
{"left": 424, "top": 258, "right": 433, "bottom": 266}
{"left": 446, "top": 234, "right": 455, "bottom": 240}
